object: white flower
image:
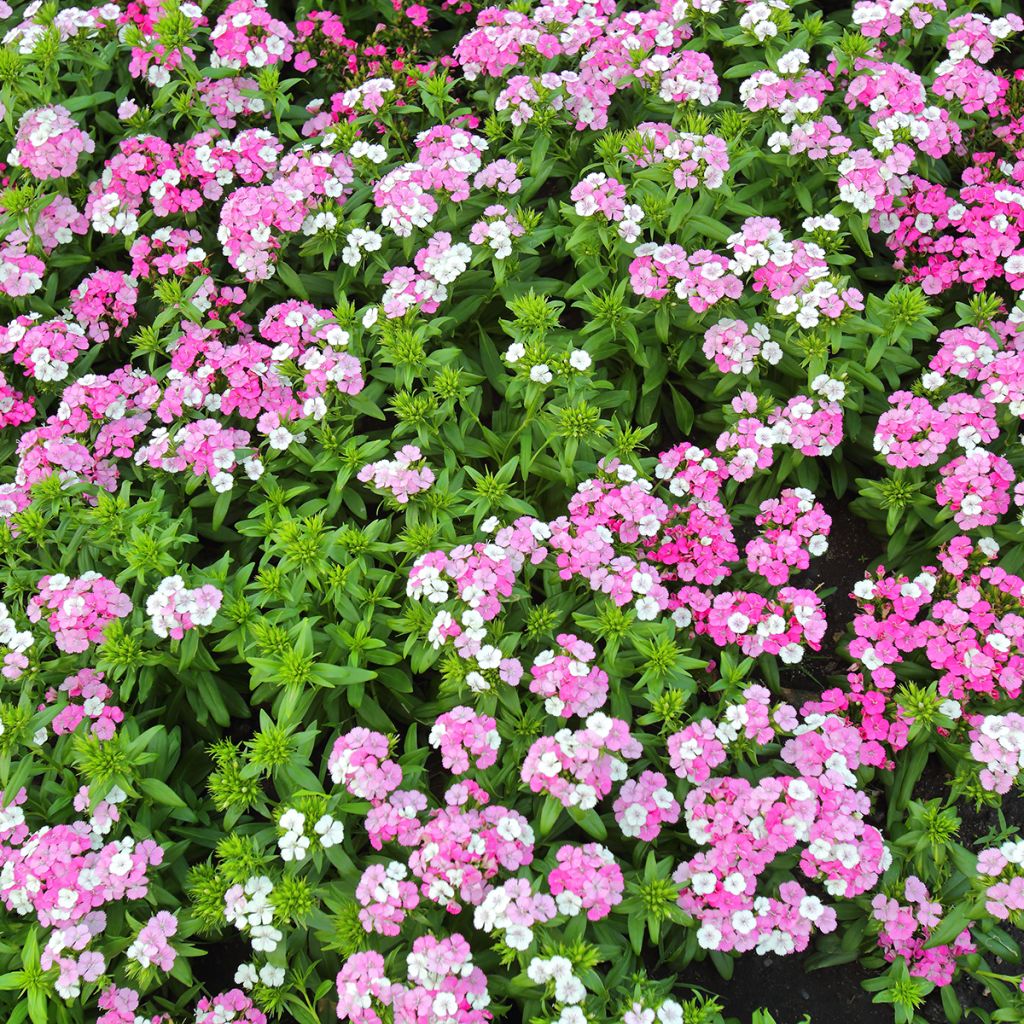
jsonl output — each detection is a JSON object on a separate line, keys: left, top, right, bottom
{"left": 279, "top": 808, "right": 305, "bottom": 833}
{"left": 235, "top": 964, "right": 258, "bottom": 989}
{"left": 938, "top": 700, "right": 961, "bottom": 721}
{"left": 260, "top": 964, "right": 285, "bottom": 987}
{"left": 696, "top": 922, "right": 722, "bottom": 950}
{"left": 529, "top": 363, "right": 553, "bottom": 384}
{"left": 569, "top": 349, "right": 592, "bottom": 371}
{"left": 315, "top": 814, "right": 345, "bottom": 847}
{"left": 731, "top": 909, "right": 757, "bottom": 934}
{"left": 690, "top": 872, "right": 717, "bottom": 895}
{"left": 278, "top": 830, "right": 310, "bottom": 862}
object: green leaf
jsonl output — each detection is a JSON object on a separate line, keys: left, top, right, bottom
{"left": 539, "top": 797, "right": 562, "bottom": 836}
{"left": 276, "top": 261, "right": 309, "bottom": 300}
{"left": 628, "top": 911, "right": 645, "bottom": 956}
{"left": 923, "top": 903, "right": 973, "bottom": 949}
{"left": 941, "top": 982, "right": 962, "bottom": 1023}
{"left": 138, "top": 777, "right": 187, "bottom": 809}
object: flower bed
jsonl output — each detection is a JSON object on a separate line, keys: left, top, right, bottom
{"left": 0, "top": 0, "right": 1023, "bottom": 1023}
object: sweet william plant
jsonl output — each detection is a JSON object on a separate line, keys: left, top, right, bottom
{"left": 0, "top": 0, "right": 1024, "bottom": 1023}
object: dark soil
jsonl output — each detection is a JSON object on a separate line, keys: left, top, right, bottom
{"left": 191, "top": 934, "right": 253, "bottom": 994}
{"left": 779, "top": 497, "right": 886, "bottom": 696}
{"left": 683, "top": 949, "right": 889, "bottom": 1023}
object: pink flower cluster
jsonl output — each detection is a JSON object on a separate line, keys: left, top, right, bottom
{"left": 8, "top": 104, "right": 94, "bottom": 180}
{"left": 0, "top": 786, "right": 164, "bottom": 1004}
{"left": 745, "top": 488, "right": 832, "bottom": 585}
{"left": 428, "top": 706, "right": 501, "bottom": 774}
{"left": 570, "top": 173, "right": 643, "bottom": 241}
{"left": 674, "top": 586, "right": 827, "bottom": 664}
{"left": 68, "top": 270, "right": 139, "bottom": 343}
{"left": 0, "top": 315, "right": 91, "bottom": 382}
{"left": 27, "top": 573, "right": 132, "bottom": 653}
{"left": 358, "top": 445, "right": 436, "bottom": 503}
{"left": 473, "top": 876, "right": 556, "bottom": 949}
{"left": 670, "top": 687, "right": 889, "bottom": 955}
{"left": 529, "top": 633, "right": 609, "bottom": 718}
{"left": 195, "top": 990, "right": 267, "bottom": 1024}
{"left": 613, "top": 770, "right": 681, "bottom": 841}
{"left": 872, "top": 877, "right": 975, "bottom": 985}
{"left": 46, "top": 668, "right": 124, "bottom": 741}
{"left": 547, "top": 843, "right": 624, "bottom": 920}
{"left": 328, "top": 728, "right": 403, "bottom": 802}
{"left": 210, "top": 0, "right": 295, "bottom": 71}
{"left": 839, "top": 537, "right": 1024, "bottom": 763}
{"left": 98, "top": 984, "right": 171, "bottom": 1024}
{"left": 969, "top": 713, "right": 1024, "bottom": 794}
{"left": 145, "top": 575, "right": 223, "bottom": 640}
{"left": 411, "top": 444, "right": 836, "bottom": 697}
{"left": 336, "top": 935, "right": 491, "bottom": 1024}
{"left": 718, "top": 387, "right": 845, "bottom": 482}
{"left": 936, "top": 449, "right": 1014, "bottom": 529}
{"left": 406, "top": 783, "right": 535, "bottom": 912}
{"left": 0, "top": 244, "right": 45, "bottom": 298}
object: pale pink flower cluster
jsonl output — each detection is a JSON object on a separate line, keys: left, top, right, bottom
{"left": 336, "top": 935, "right": 491, "bottom": 1024}
{"left": 669, "top": 687, "right": 890, "bottom": 955}
{"left": 328, "top": 728, "right": 403, "bottom": 802}
{"left": 145, "top": 575, "right": 223, "bottom": 640}
{"left": 8, "top": 104, "right": 94, "bottom": 179}
{"left": 126, "top": 912, "right": 178, "bottom": 972}
{"left": 977, "top": 840, "right": 1024, "bottom": 923}
{"left": 968, "top": 712, "right": 1024, "bottom": 794}
{"left": 569, "top": 172, "right": 643, "bottom": 241}
{"left": 0, "top": 598, "right": 33, "bottom": 680}
{"left": 356, "top": 862, "right": 421, "bottom": 936}
{"left": 428, "top": 706, "right": 501, "bottom": 774}
{"left": 194, "top": 990, "right": 267, "bottom": 1024}
{"left": 473, "top": 876, "right": 556, "bottom": 949}
{"left": 702, "top": 318, "right": 780, "bottom": 375}
{"left": 520, "top": 713, "right": 642, "bottom": 810}
{"left": 358, "top": 445, "right": 435, "bottom": 503}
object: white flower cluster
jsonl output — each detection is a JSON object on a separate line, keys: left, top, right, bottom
{"left": 527, "top": 956, "right": 587, "bottom": 1023}
{"left": 224, "top": 875, "right": 282, "bottom": 952}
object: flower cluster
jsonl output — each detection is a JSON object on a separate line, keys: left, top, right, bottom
{"left": 872, "top": 877, "right": 975, "bottom": 986}
{"left": 428, "top": 707, "right": 501, "bottom": 774}
{"left": 358, "top": 445, "right": 435, "bottom": 503}
{"left": 145, "top": 575, "right": 223, "bottom": 640}
{"left": 8, "top": 105, "right": 95, "bottom": 179}
{"left": 670, "top": 687, "right": 890, "bottom": 955}
{"left": 969, "top": 713, "right": 1024, "bottom": 794}
{"left": 27, "top": 573, "right": 131, "bottom": 653}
